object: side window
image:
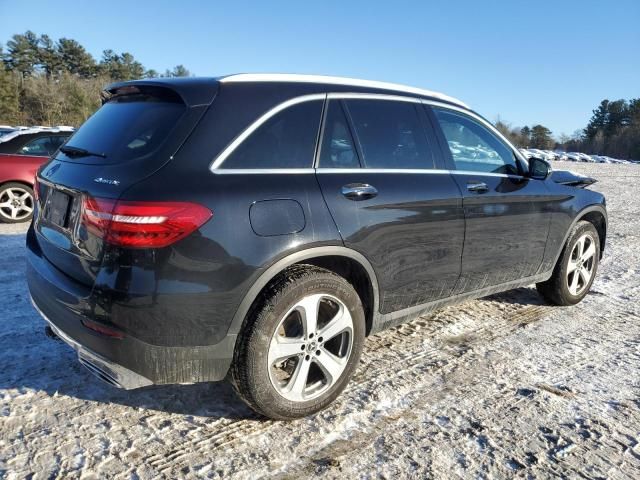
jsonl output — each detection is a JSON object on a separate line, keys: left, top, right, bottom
{"left": 19, "top": 137, "right": 52, "bottom": 156}
{"left": 344, "top": 99, "right": 434, "bottom": 169}
{"left": 223, "top": 100, "right": 323, "bottom": 169}
{"left": 49, "top": 136, "right": 68, "bottom": 154}
{"left": 433, "top": 108, "right": 520, "bottom": 175}
{"left": 318, "top": 101, "right": 360, "bottom": 168}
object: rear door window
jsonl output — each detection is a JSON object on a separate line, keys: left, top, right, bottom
{"left": 344, "top": 99, "right": 435, "bottom": 169}
{"left": 61, "top": 87, "right": 186, "bottom": 163}
{"left": 223, "top": 100, "right": 323, "bottom": 169}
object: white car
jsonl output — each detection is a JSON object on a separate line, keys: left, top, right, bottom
{"left": 578, "top": 153, "right": 595, "bottom": 163}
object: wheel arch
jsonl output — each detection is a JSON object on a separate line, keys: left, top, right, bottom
{"left": 579, "top": 208, "right": 607, "bottom": 256}
{"left": 227, "top": 246, "right": 380, "bottom": 339}
{"left": 0, "top": 179, "right": 34, "bottom": 189}
{"left": 552, "top": 204, "right": 608, "bottom": 267}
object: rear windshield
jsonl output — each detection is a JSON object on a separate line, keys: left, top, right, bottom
{"left": 62, "top": 88, "right": 185, "bottom": 163}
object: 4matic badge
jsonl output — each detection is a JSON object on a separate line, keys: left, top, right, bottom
{"left": 93, "top": 177, "right": 121, "bottom": 186}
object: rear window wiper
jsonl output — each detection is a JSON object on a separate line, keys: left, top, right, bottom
{"left": 60, "top": 145, "right": 107, "bottom": 158}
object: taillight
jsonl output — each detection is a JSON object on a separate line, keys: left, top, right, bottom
{"left": 33, "top": 176, "right": 39, "bottom": 202}
{"left": 82, "top": 197, "right": 212, "bottom": 248}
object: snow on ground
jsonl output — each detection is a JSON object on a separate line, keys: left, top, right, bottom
{"left": 1, "top": 162, "right": 639, "bottom": 479}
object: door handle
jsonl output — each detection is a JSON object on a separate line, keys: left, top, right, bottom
{"left": 341, "top": 183, "right": 378, "bottom": 200}
{"left": 466, "top": 181, "right": 489, "bottom": 193}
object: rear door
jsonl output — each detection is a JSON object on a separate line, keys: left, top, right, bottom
{"left": 428, "top": 105, "right": 551, "bottom": 293}
{"left": 316, "top": 95, "right": 464, "bottom": 315}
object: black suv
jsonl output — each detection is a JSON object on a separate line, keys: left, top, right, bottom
{"left": 27, "top": 75, "right": 607, "bottom": 419}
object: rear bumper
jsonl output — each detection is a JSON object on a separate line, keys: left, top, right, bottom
{"left": 26, "top": 236, "right": 236, "bottom": 387}
{"left": 32, "top": 297, "right": 153, "bottom": 389}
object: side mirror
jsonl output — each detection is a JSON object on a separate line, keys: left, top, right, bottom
{"left": 528, "top": 157, "right": 552, "bottom": 180}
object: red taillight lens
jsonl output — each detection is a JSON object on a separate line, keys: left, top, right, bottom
{"left": 82, "top": 197, "right": 212, "bottom": 248}
{"left": 33, "top": 176, "right": 39, "bottom": 202}
{"left": 81, "top": 319, "right": 125, "bottom": 339}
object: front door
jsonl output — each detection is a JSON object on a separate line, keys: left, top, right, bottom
{"left": 316, "top": 96, "right": 465, "bottom": 315}
{"left": 429, "top": 106, "right": 551, "bottom": 294}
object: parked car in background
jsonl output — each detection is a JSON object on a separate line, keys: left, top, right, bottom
{"left": 0, "top": 125, "right": 16, "bottom": 138}
{"left": 28, "top": 75, "right": 607, "bottom": 420}
{"left": 0, "top": 127, "right": 74, "bottom": 223}
{"left": 554, "top": 150, "right": 568, "bottom": 161}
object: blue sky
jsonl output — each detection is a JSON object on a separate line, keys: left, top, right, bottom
{"left": 1, "top": 0, "right": 638, "bottom": 137}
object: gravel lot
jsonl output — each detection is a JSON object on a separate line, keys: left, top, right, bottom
{"left": 1, "top": 162, "right": 639, "bottom": 479}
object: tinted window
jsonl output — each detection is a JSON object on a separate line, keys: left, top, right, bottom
{"left": 64, "top": 89, "right": 185, "bottom": 163}
{"left": 224, "top": 100, "right": 323, "bottom": 169}
{"left": 49, "top": 135, "right": 67, "bottom": 152}
{"left": 20, "top": 136, "right": 53, "bottom": 156}
{"left": 433, "top": 108, "right": 520, "bottom": 175}
{"left": 319, "top": 101, "right": 360, "bottom": 168}
{"left": 344, "top": 100, "right": 434, "bottom": 169}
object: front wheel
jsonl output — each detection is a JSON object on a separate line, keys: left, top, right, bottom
{"left": 231, "top": 265, "right": 365, "bottom": 420}
{"left": 0, "top": 183, "right": 35, "bottom": 223}
{"left": 536, "top": 220, "right": 600, "bottom": 305}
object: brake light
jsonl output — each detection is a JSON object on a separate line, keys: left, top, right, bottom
{"left": 82, "top": 197, "right": 212, "bottom": 248}
{"left": 33, "top": 176, "right": 39, "bottom": 201}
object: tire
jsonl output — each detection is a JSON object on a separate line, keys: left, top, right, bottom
{"left": 536, "top": 220, "right": 600, "bottom": 306}
{"left": 231, "top": 264, "right": 365, "bottom": 420}
{"left": 0, "top": 182, "right": 35, "bottom": 223}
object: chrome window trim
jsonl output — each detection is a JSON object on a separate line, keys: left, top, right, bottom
{"left": 210, "top": 92, "right": 528, "bottom": 175}
{"left": 209, "top": 93, "right": 326, "bottom": 172}
{"left": 212, "top": 168, "right": 316, "bottom": 175}
{"left": 212, "top": 167, "right": 524, "bottom": 178}
{"left": 450, "top": 170, "right": 525, "bottom": 179}
{"left": 316, "top": 168, "right": 450, "bottom": 175}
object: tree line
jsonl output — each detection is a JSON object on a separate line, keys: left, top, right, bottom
{"left": 496, "top": 98, "right": 640, "bottom": 160}
{"left": 0, "top": 31, "right": 191, "bottom": 126}
{"left": 1, "top": 31, "right": 638, "bottom": 160}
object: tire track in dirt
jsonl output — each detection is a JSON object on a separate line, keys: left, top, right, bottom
{"left": 147, "top": 296, "right": 555, "bottom": 475}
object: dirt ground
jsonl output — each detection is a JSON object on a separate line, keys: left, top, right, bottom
{"left": 1, "top": 162, "right": 639, "bottom": 479}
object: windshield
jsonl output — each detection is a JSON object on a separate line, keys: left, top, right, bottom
{"left": 63, "top": 90, "right": 185, "bottom": 163}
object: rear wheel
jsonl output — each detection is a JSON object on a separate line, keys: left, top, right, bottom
{"left": 536, "top": 221, "right": 600, "bottom": 305}
{"left": 0, "top": 183, "right": 34, "bottom": 223}
{"left": 231, "top": 265, "right": 365, "bottom": 420}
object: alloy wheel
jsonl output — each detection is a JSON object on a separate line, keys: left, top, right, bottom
{"left": 268, "top": 293, "right": 354, "bottom": 402}
{"left": 567, "top": 233, "right": 596, "bottom": 296}
{"left": 0, "top": 186, "right": 34, "bottom": 221}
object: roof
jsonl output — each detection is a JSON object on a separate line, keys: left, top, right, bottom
{"left": 219, "top": 73, "right": 468, "bottom": 108}
{"left": 0, "top": 126, "right": 74, "bottom": 144}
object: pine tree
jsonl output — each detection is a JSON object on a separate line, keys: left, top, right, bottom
{"left": 4, "top": 31, "right": 40, "bottom": 76}
{"left": 163, "top": 65, "right": 191, "bottom": 77}
{"left": 57, "top": 38, "right": 96, "bottom": 77}
{"left": 38, "top": 34, "right": 62, "bottom": 77}
{"left": 529, "top": 125, "right": 554, "bottom": 149}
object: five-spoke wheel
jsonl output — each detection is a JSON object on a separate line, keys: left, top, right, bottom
{"left": 0, "top": 183, "right": 34, "bottom": 223}
{"left": 232, "top": 265, "right": 365, "bottom": 420}
{"left": 268, "top": 294, "right": 354, "bottom": 402}
{"left": 566, "top": 232, "right": 597, "bottom": 296}
{"left": 537, "top": 220, "right": 600, "bottom": 305}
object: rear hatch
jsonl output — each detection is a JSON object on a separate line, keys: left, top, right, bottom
{"left": 33, "top": 79, "right": 218, "bottom": 286}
